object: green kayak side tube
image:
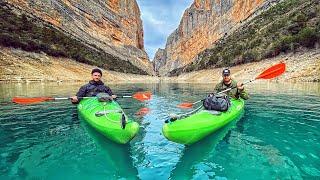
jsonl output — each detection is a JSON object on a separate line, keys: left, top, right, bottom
{"left": 78, "top": 98, "right": 139, "bottom": 144}
{"left": 162, "top": 98, "right": 245, "bottom": 145}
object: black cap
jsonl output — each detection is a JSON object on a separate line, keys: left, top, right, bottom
{"left": 91, "top": 68, "right": 102, "bottom": 76}
{"left": 222, "top": 68, "right": 230, "bottom": 76}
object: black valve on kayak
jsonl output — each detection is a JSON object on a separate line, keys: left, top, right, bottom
{"left": 121, "top": 113, "right": 126, "bottom": 129}
{"left": 165, "top": 114, "right": 179, "bottom": 123}
{"left": 165, "top": 119, "right": 177, "bottom": 123}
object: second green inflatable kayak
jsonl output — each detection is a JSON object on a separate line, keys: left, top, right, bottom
{"left": 78, "top": 97, "right": 139, "bottom": 144}
{"left": 162, "top": 98, "right": 245, "bottom": 145}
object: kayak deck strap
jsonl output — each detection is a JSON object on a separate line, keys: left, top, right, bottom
{"left": 95, "top": 109, "right": 122, "bottom": 117}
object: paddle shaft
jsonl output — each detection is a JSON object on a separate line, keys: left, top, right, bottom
{"left": 168, "top": 104, "right": 203, "bottom": 122}
{"left": 176, "top": 105, "right": 203, "bottom": 120}
{"left": 12, "top": 91, "right": 152, "bottom": 105}
{"left": 57, "top": 95, "right": 132, "bottom": 100}
{"left": 56, "top": 97, "right": 91, "bottom": 100}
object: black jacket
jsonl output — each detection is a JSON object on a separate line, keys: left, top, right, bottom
{"left": 76, "top": 80, "right": 113, "bottom": 98}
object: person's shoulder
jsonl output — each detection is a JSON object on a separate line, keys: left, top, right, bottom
{"left": 231, "top": 78, "right": 238, "bottom": 85}
{"left": 80, "top": 82, "right": 91, "bottom": 88}
{"left": 214, "top": 81, "right": 222, "bottom": 90}
{"left": 215, "top": 80, "right": 224, "bottom": 86}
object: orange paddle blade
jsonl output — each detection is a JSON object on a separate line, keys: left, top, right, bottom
{"left": 256, "top": 62, "right": 286, "bottom": 80}
{"left": 132, "top": 92, "right": 152, "bottom": 101}
{"left": 12, "top": 97, "right": 54, "bottom": 104}
{"left": 177, "top": 103, "right": 193, "bottom": 109}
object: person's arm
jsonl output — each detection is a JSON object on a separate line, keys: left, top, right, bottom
{"left": 239, "top": 89, "right": 249, "bottom": 100}
{"left": 213, "top": 83, "right": 221, "bottom": 94}
{"left": 105, "top": 86, "right": 117, "bottom": 99}
{"left": 236, "top": 82, "right": 249, "bottom": 100}
{"left": 71, "top": 85, "right": 87, "bottom": 103}
{"left": 76, "top": 85, "right": 87, "bottom": 98}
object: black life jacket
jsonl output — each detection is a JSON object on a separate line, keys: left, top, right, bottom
{"left": 85, "top": 80, "right": 109, "bottom": 97}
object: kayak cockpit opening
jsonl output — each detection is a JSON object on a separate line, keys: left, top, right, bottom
{"left": 97, "top": 93, "right": 113, "bottom": 102}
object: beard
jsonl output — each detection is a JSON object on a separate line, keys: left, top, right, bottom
{"left": 223, "top": 78, "right": 231, "bottom": 85}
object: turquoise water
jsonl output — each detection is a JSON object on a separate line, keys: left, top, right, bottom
{"left": 0, "top": 82, "right": 319, "bottom": 179}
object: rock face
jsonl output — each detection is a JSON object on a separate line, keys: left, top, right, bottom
{"left": 152, "top": 48, "right": 166, "bottom": 76}
{"left": 1, "top": 0, "right": 154, "bottom": 75}
{"left": 155, "top": 0, "right": 280, "bottom": 76}
{"left": 167, "top": 0, "right": 320, "bottom": 76}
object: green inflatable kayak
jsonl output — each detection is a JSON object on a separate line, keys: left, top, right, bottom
{"left": 162, "top": 98, "right": 245, "bottom": 145}
{"left": 78, "top": 97, "right": 139, "bottom": 144}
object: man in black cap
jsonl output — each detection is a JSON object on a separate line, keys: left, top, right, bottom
{"left": 71, "top": 68, "right": 117, "bottom": 103}
{"left": 213, "top": 68, "right": 249, "bottom": 99}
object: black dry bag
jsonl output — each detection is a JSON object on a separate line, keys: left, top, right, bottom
{"left": 203, "top": 93, "right": 231, "bottom": 112}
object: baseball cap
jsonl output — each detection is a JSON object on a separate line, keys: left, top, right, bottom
{"left": 222, "top": 68, "right": 230, "bottom": 76}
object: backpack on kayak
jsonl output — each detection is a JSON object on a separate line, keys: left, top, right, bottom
{"left": 203, "top": 93, "right": 231, "bottom": 112}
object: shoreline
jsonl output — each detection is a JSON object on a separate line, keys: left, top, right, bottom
{"left": 0, "top": 47, "right": 159, "bottom": 83}
{"left": 161, "top": 49, "right": 320, "bottom": 83}
{"left": 1, "top": 47, "right": 319, "bottom": 83}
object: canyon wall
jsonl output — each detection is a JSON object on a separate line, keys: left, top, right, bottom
{"left": 155, "top": 0, "right": 280, "bottom": 75}
{"left": 1, "top": 0, "right": 154, "bottom": 75}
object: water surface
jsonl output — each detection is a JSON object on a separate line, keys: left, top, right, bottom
{"left": 0, "top": 82, "right": 319, "bottom": 179}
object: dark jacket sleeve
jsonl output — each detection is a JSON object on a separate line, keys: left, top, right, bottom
{"left": 76, "top": 85, "right": 87, "bottom": 98}
{"left": 104, "top": 86, "right": 113, "bottom": 96}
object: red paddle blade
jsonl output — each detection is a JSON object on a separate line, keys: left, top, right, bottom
{"left": 132, "top": 92, "right": 152, "bottom": 101}
{"left": 256, "top": 62, "right": 286, "bottom": 80}
{"left": 12, "top": 97, "right": 54, "bottom": 104}
{"left": 177, "top": 103, "right": 193, "bottom": 109}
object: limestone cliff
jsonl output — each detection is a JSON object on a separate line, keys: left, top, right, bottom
{"left": 152, "top": 48, "right": 166, "bottom": 76}
{"left": 168, "top": 0, "right": 320, "bottom": 76}
{"left": 155, "top": 0, "right": 281, "bottom": 76}
{"left": 0, "top": 0, "right": 154, "bottom": 75}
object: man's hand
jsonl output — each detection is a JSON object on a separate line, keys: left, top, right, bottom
{"left": 111, "top": 95, "right": 117, "bottom": 99}
{"left": 237, "top": 82, "right": 244, "bottom": 91}
{"left": 71, "top": 96, "right": 78, "bottom": 103}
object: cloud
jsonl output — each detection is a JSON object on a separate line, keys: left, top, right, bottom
{"left": 137, "top": 0, "right": 193, "bottom": 59}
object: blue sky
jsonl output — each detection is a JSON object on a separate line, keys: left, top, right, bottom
{"left": 136, "top": 0, "right": 193, "bottom": 60}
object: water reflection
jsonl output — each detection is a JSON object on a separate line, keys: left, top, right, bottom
{"left": 169, "top": 119, "right": 240, "bottom": 179}
{"left": 81, "top": 120, "right": 139, "bottom": 179}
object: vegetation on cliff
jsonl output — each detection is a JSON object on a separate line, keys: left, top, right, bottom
{"left": 0, "top": 2, "right": 149, "bottom": 75}
{"left": 169, "top": 0, "right": 320, "bottom": 76}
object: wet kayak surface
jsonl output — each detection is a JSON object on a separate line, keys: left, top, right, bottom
{"left": 0, "top": 82, "right": 319, "bottom": 179}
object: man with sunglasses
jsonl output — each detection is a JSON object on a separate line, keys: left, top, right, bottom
{"left": 71, "top": 68, "right": 117, "bottom": 103}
